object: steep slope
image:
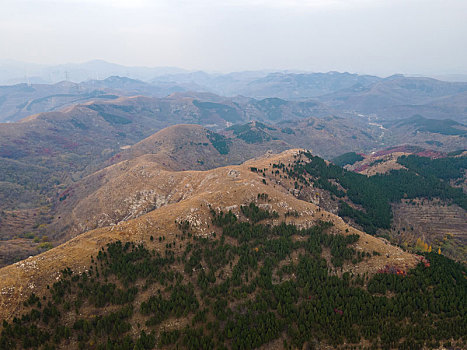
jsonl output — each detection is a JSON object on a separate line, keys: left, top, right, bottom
{"left": 49, "top": 125, "right": 290, "bottom": 241}
{"left": 0, "top": 95, "right": 242, "bottom": 211}
{"left": 334, "top": 148, "right": 467, "bottom": 262}
{"left": 0, "top": 99, "right": 213, "bottom": 264}
{"left": 0, "top": 97, "right": 172, "bottom": 213}
{"left": 0, "top": 92, "right": 352, "bottom": 214}
{"left": 0, "top": 93, "right": 335, "bottom": 182}
{"left": 0, "top": 149, "right": 418, "bottom": 321}
{"left": 1, "top": 92, "right": 465, "bottom": 264}
{"left": 1, "top": 150, "right": 465, "bottom": 350}
{"left": 0, "top": 119, "right": 290, "bottom": 265}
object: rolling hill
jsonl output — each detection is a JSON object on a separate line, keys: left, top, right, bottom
{"left": 0, "top": 149, "right": 465, "bottom": 350}
{"left": 0, "top": 91, "right": 465, "bottom": 265}
{"left": 47, "top": 125, "right": 290, "bottom": 243}
{"left": 0, "top": 78, "right": 191, "bottom": 123}
{"left": 0, "top": 64, "right": 466, "bottom": 349}
{"left": 0, "top": 120, "right": 291, "bottom": 265}
{"left": 319, "top": 75, "right": 467, "bottom": 123}
{"left": 3, "top": 68, "right": 467, "bottom": 125}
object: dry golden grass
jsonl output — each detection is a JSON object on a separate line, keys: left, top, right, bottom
{"left": 347, "top": 152, "right": 408, "bottom": 175}
{"left": 0, "top": 149, "right": 418, "bottom": 321}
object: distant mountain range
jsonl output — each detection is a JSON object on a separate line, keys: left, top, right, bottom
{"left": 0, "top": 76, "right": 193, "bottom": 122}
{"left": 2, "top": 65, "right": 467, "bottom": 125}
{"left": 1, "top": 61, "right": 467, "bottom": 350}
{"left": 0, "top": 59, "right": 187, "bottom": 85}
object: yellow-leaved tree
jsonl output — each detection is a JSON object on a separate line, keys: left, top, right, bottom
{"left": 415, "top": 237, "right": 429, "bottom": 252}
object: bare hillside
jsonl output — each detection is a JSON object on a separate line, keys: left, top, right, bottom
{"left": 0, "top": 149, "right": 418, "bottom": 322}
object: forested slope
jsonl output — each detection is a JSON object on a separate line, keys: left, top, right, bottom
{"left": 1, "top": 205, "right": 465, "bottom": 350}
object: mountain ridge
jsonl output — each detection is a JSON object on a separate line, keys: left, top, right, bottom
{"left": 0, "top": 149, "right": 418, "bottom": 323}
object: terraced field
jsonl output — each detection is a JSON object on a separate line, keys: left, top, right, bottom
{"left": 392, "top": 199, "right": 467, "bottom": 262}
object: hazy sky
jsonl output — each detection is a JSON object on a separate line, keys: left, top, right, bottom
{"left": 0, "top": 0, "right": 466, "bottom": 75}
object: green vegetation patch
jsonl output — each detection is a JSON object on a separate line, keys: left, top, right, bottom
{"left": 332, "top": 152, "right": 364, "bottom": 166}
{"left": 398, "top": 154, "right": 467, "bottom": 181}
{"left": 281, "top": 127, "right": 295, "bottom": 135}
{"left": 2, "top": 203, "right": 465, "bottom": 349}
{"left": 206, "top": 130, "right": 230, "bottom": 155}
{"left": 70, "top": 118, "right": 89, "bottom": 130}
{"left": 99, "top": 112, "right": 132, "bottom": 125}
{"left": 398, "top": 115, "right": 467, "bottom": 135}
{"left": 285, "top": 152, "right": 467, "bottom": 234}
{"left": 227, "top": 123, "right": 273, "bottom": 144}
{"left": 240, "top": 202, "right": 279, "bottom": 223}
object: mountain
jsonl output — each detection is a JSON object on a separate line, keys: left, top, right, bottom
{"left": 379, "top": 116, "right": 467, "bottom": 151}
{"left": 0, "top": 59, "right": 187, "bottom": 85}
{"left": 116, "top": 124, "right": 290, "bottom": 170}
{"left": 385, "top": 115, "right": 467, "bottom": 136}
{"left": 80, "top": 76, "right": 188, "bottom": 97}
{"left": 0, "top": 149, "right": 465, "bottom": 350}
{"left": 2, "top": 110, "right": 465, "bottom": 266}
{"left": 0, "top": 93, "right": 465, "bottom": 240}
{"left": 47, "top": 125, "right": 290, "bottom": 243}
{"left": 0, "top": 78, "right": 191, "bottom": 123}
{"left": 224, "top": 118, "right": 379, "bottom": 160}
{"left": 0, "top": 119, "right": 291, "bottom": 265}
{"left": 0, "top": 81, "right": 115, "bottom": 122}
{"left": 429, "top": 73, "right": 467, "bottom": 82}
{"left": 152, "top": 71, "right": 381, "bottom": 99}
{"left": 0, "top": 82, "right": 336, "bottom": 123}
{"left": 151, "top": 70, "right": 246, "bottom": 95}
{"left": 0, "top": 88, "right": 465, "bottom": 266}
{"left": 226, "top": 114, "right": 467, "bottom": 160}
{"left": 333, "top": 147, "right": 467, "bottom": 261}
{"left": 1, "top": 64, "right": 467, "bottom": 348}
{"left": 3, "top": 71, "right": 467, "bottom": 126}
{"left": 236, "top": 71, "right": 381, "bottom": 100}
{"left": 0, "top": 95, "right": 318, "bottom": 200}
{"left": 319, "top": 75, "right": 467, "bottom": 123}
{"left": 421, "top": 91, "right": 467, "bottom": 121}
{"left": 370, "top": 92, "right": 467, "bottom": 124}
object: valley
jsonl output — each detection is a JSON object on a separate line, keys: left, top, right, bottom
{"left": 0, "top": 69, "right": 466, "bottom": 349}
{"left": 2, "top": 0, "right": 467, "bottom": 346}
